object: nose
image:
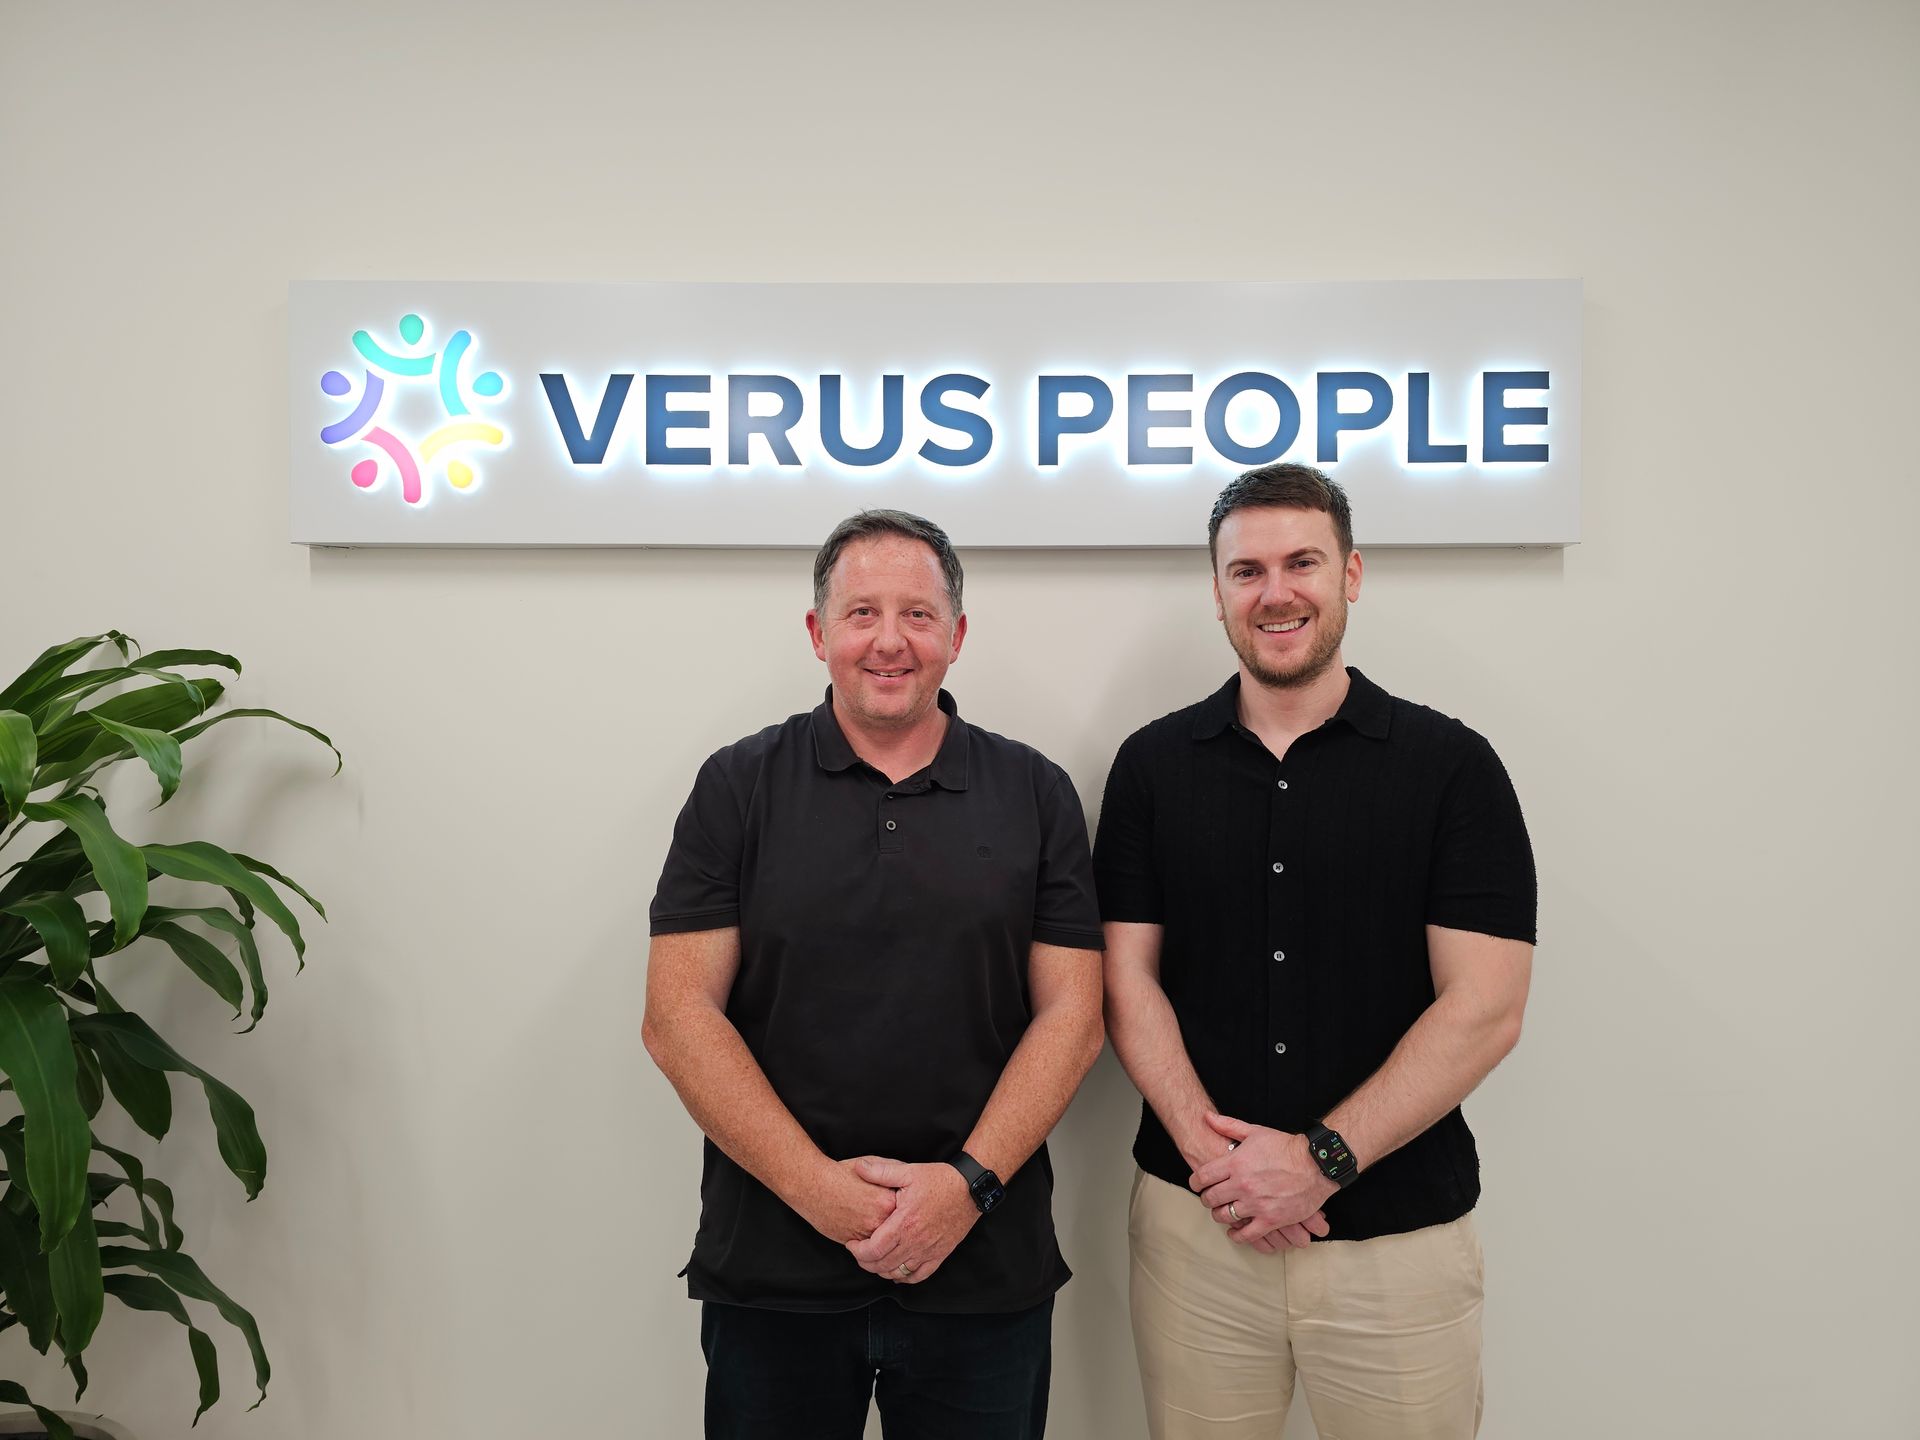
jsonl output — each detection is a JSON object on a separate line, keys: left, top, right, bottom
{"left": 872, "top": 614, "right": 909, "bottom": 652}
{"left": 1259, "top": 570, "right": 1298, "bottom": 610}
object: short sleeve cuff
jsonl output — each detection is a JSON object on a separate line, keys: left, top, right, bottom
{"left": 1033, "top": 923, "right": 1105, "bottom": 952}
{"left": 649, "top": 908, "right": 741, "bottom": 937}
{"left": 1423, "top": 905, "right": 1536, "bottom": 946}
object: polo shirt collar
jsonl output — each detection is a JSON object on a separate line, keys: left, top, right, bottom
{"left": 1190, "top": 667, "right": 1393, "bottom": 742}
{"left": 810, "top": 687, "right": 971, "bottom": 789}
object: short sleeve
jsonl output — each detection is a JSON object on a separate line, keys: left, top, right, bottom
{"left": 649, "top": 753, "right": 747, "bottom": 936}
{"left": 1426, "top": 735, "right": 1537, "bottom": 944}
{"left": 1031, "top": 766, "right": 1105, "bottom": 952}
{"left": 1093, "top": 733, "right": 1163, "bottom": 925}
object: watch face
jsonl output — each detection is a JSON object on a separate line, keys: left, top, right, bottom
{"left": 975, "top": 1179, "right": 1005, "bottom": 1213}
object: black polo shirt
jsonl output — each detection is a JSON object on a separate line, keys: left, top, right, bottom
{"left": 1094, "top": 668, "right": 1535, "bottom": 1242}
{"left": 650, "top": 688, "right": 1104, "bottom": 1313}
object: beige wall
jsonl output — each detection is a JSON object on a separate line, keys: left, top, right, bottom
{"left": 4, "top": 2, "right": 1916, "bottom": 1435}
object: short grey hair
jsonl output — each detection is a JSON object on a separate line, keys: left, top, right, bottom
{"left": 811, "top": 510, "right": 965, "bottom": 620}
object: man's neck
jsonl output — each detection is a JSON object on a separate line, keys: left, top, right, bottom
{"left": 1235, "top": 658, "right": 1351, "bottom": 760}
{"left": 832, "top": 694, "right": 950, "bottom": 784}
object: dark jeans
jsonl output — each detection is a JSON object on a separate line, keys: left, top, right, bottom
{"left": 701, "top": 1295, "right": 1053, "bottom": 1440}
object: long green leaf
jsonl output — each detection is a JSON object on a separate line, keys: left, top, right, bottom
{"left": 144, "top": 922, "right": 244, "bottom": 1017}
{"left": 70, "top": 1013, "right": 264, "bottom": 1198}
{"left": 89, "top": 715, "right": 183, "bottom": 808}
{"left": 145, "top": 841, "right": 302, "bottom": 962}
{"left": 31, "top": 665, "right": 205, "bottom": 740}
{"left": 0, "top": 832, "right": 86, "bottom": 913}
{"left": 148, "top": 905, "right": 267, "bottom": 1029}
{"left": 0, "top": 711, "right": 33, "bottom": 820}
{"left": 0, "top": 893, "right": 89, "bottom": 988}
{"left": 0, "top": 1380, "right": 76, "bottom": 1440}
{"left": 173, "top": 707, "right": 343, "bottom": 776}
{"left": 0, "top": 1196, "right": 58, "bottom": 1354}
{"left": 48, "top": 1202, "right": 103, "bottom": 1355}
{"left": 32, "top": 678, "right": 224, "bottom": 781}
{"left": 132, "top": 649, "right": 241, "bottom": 676}
{"left": 92, "top": 1140, "right": 163, "bottom": 1251}
{"left": 0, "top": 631, "right": 132, "bottom": 711}
{"left": 72, "top": 1039, "right": 103, "bottom": 1119}
{"left": 78, "top": 1019, "right": 173, "bottom": 1141}
{"left": 142, "top": 1176, "right": 184, "bottom": 1251}
{"left": 28, "top": 664, "right": 204, "bottom": 734}
{"left": 233, "top": 853, "right": 327, "bottom": 921}
{"left": 21, "top": 796, "right": 145, "bottom": 949}
{"left": 0, "top": 967, "right": 94, "bottom": 1010}
{"left": 0, "top": 981, "right": 89, "bottom": 1250}
{"left": 100, "top": 1243, "right": 269, "bottom": 1405}
{"left": 103, "top": 1273, "right": 222, "bottom": 1422}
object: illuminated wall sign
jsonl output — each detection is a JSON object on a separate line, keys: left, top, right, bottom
{"left": 289, "top": 280, "right": 1580, "bottom": 547}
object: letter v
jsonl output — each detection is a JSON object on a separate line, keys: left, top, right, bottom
{"left": 541, "top": 373, "right": 634, "bottom": 464}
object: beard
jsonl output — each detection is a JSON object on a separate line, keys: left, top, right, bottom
{"left": 1226, "top": 600, "right": 1348, "bottom": 691}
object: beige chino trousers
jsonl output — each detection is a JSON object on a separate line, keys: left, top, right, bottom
{"left": 1128, "top": 1169, "right": 1485, "bottom": 1440}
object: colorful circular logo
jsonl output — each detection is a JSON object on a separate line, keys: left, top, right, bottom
{"left": 319, "top": 313, "right": 508, "bottom": 506}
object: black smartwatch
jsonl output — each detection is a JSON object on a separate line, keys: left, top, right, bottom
{"left": 948, "top": 1151, "right": 1005, "bottom": 1215}
{"left": 1304, "top": 1122, "right": 1359, "bottom": 1190}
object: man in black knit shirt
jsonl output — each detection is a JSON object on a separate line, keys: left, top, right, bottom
{"left": 1095, "top": 464, "right": 1537, "bottom": 1439}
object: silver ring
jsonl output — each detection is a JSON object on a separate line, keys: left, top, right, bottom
{"left": 896, "top": 1263, "right": 914, "bottom": 1277}
{"left": 1227, "top": 1202, "right": 1242, "bottom": 1223}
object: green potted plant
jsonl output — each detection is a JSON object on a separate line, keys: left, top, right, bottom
{"left": 0, "top": 633, "right": 337, "bottom": 1438}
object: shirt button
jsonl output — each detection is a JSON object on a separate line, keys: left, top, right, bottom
{"left": 1271, "top": 862, "right": 1284, "bottom": 874}
{"left": 885, "top": 820, "right": 897, "bottom": 831}
{"left": 1273, "top": 950, "right": 1285, "bottom": 962}
{"left": 1273, "top": 1042, "right": 1287, "bottom": 1055}
{"left": 1277, "top": 779, "right": 1289, "bottom": 790}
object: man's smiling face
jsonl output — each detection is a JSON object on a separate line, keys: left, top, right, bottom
{"left": 1211, "top": 505, "right": 1363, "bottom": 690}
{"left": 807, "top": 534, "right": 966, "bottom": 734}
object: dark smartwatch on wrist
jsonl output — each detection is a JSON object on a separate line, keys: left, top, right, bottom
{"left": 1304, "top": 1122, "right": 1359, "bottom": 1189}
{"left": 948, "top": 1151, "right": 1005, "bottom": 1214}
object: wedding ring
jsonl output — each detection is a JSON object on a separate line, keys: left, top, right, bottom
{"left": 1227, "top": 1202, "right": 1242, "bottom": 1223}
{"left": 896, "top": 1263, "right": 914, "bottom": 1277}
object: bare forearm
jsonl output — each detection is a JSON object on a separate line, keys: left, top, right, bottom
{"left": 1325, "top": 986, "right": 1523, "bottom": 1172}
{"left": 962, "top": 997, "right": 1103, "bottom": 1182}
{"left": 643, "top": 1002, "right": 829, "bottom": 1204}
{"left": 1104, "top": 967, "right": 1223, "bottom": 1169}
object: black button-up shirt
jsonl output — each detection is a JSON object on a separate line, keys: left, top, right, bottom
{"left": 1094, "top": 669, "right": 1535, "bottom": 1241}
{"left": 650, "top": 689, "right": 1104, "bottom": 1312}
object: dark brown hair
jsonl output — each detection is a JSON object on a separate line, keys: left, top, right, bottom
{"left": 1207, "top": 463, "right": 1353, "bottom": 564}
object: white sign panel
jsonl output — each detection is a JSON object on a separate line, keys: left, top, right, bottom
{"left": 289, "top": 280, "right": 1580, "bottom": 547}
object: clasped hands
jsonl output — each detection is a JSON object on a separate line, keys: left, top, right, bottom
{"left": 1186, "top": 1111, "right": 1335, "bottom": 1253}
{"left": 802, "top": 1155, "right": 979, "bottom": 1286}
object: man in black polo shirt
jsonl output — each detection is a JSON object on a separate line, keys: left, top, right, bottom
{"left": 1096, "top": 464, "right": 1535, "bottom": 1439}
{"left": 644, "top": 509, "right": 1105, "bottom": 1440}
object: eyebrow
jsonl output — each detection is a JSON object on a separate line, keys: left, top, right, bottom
{"left": 1224, "top": 547, "right": 1328, "bottom": 568}
{"left": 838, "top": 593, "right": 945, "bottom": 612}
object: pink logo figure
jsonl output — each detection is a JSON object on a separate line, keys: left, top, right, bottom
{"left": 319, "top": 313, "right": 507, "bottom": 506}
